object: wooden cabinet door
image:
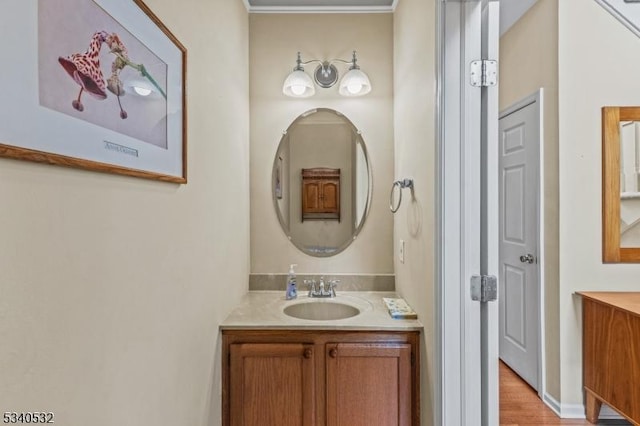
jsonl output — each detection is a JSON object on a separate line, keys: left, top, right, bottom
{"left": 321, "top": 181, "right": 339, "bottom": 212}
{"left": 301, "top": 168, "right": 340, "bottom": 220}
{"left": 302, "top": 180, "right": 322, "bottom": 213}
{"left": 229, "top": 343, "right": 316, "bottom": 426}
{"left": 325, "top": 343, "right": 412, "bottom": 426}
{"left": 302, "top": 180, "right": 339, "bottom": 213}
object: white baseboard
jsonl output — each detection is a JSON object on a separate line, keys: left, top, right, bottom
{"left": 542, "top": 392, "right": 625, "bottom": 420}
{"left": 542, "top": 392, "right": 562, "bottom": 416}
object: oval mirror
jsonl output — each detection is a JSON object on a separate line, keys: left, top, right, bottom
{"left": 272, "top": 108, "right": 372, "bottom": 257}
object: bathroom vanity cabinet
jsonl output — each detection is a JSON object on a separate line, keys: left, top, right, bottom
{"left": 221, "top": 329, "right": 420, "bottom": 426}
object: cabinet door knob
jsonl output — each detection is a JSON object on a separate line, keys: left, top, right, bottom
{"left": 304, "top": 348, "right": 313, "bottom": 359}
{"left": 329, "top": 348, "right": 338, "bottom": 358}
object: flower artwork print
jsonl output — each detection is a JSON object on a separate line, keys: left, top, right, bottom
{"left": 38, "top": 0, "right": 169, "bottom": 149}
{"left": 58, "top": 31, "right": 166, "bottom": 120}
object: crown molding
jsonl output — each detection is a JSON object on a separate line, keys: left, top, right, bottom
{"left": 243, "top": 0, "right": 397, "bottom": 14}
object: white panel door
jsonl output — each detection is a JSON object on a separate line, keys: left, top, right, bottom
{"left": 498, "top": 98, "right": 540, "bottom": 391}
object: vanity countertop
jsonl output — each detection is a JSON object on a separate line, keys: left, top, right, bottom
{"left": 220, "top": 291, "right": 423, "bottom": 331}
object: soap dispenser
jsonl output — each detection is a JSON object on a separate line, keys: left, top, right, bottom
{"left": 286, "top": 264, "right": 298, "bottom": 300}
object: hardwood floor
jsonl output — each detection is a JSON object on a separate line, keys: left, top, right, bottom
{"left": 499, "top": 361, "right": 631, "bottom": 425}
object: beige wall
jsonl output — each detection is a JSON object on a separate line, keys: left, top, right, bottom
{"left": 0, "top": 1, "right": 249, "bottom": 425}
{"left": 393, "top": 0, "right": 436, "bottom": 423}
{"left": 249, "top": 13, "right": 394, "bottom": 274}
{"left": 558, "top": 0, "right": 640, "bottom": 407}
{"left": 499, "top": 0, "right": 561, "bottom": 401}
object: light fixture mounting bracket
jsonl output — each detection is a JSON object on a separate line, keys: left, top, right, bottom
{"left": 313, "top": 63, "right": 339, "bottom": 88}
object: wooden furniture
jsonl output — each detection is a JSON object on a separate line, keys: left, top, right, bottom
{"left": 301, "top": 168, "right": 340, "bottom": 222}
{"left": 578, "top": 292, "right": 640, "bottom": 425}
{"left": 222, "top": 329, "right": 420, "bottom": 426}
{"left": 602, "top": 107, "right": 640, "bottom": 262}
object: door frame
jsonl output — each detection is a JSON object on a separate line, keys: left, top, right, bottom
{"left": 498, "top": 89, "right": 546, "bottom": 399}
{"left": 435, "top": 1, "right": 500, "bottom": 425}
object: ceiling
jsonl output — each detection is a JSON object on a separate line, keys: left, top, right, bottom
{"left": 500, "top": 0, "right": 538, "bottom": 35}
{"left": 246, "top": 0, "right": 539, "bottom": 36}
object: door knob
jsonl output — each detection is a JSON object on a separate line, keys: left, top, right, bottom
{"left": 519, "top": 254, "right": 535, "bottom": 264}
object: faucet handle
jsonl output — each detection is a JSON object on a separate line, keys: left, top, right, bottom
{"left": 328, "top": 279, "right": 340, "bottom": 297}
{"left": 303, "top": 279, "right": 317, "bottom": 294}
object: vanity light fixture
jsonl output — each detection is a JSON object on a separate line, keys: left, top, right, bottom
{"left": 282, "top": 51, "right": 372, "bottom": 98}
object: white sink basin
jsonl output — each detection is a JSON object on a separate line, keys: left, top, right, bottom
{"left": 283, "top": 300, "right": 361, "bottom": 320}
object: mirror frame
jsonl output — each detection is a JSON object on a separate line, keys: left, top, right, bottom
{"left": 271, "top": 108, "right": 373, "bottom": 257}
{"left": 602, "top": 106, "right": 640, "bottom": 262}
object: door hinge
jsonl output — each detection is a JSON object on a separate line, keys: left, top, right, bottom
{"left": 470, "top": 60, "right": 498, "bottom": 87}
{"left": 470, "top": 275, "right": 498, "bottom": 302}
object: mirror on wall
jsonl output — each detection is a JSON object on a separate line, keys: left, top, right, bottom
{"left": 272, "top": 108, "right": 372, "bottom": 257}
{"left": 602, "top": 106, "right": 640, "bottom": 262}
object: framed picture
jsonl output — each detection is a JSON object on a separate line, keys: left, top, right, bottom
{"left": 0, "top": 0, "right": 187, "bottom": 183}
{"left": 275, "top": 156, "right": 283, "bottom": 199}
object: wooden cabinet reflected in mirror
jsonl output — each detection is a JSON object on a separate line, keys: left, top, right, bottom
{"left": 602, "top": 106, "right": 640, "bottom": 262}
{"left": 301, "top": 168, "right": 340, "bottom": 222}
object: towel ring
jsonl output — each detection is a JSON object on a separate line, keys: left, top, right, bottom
{"left": 389, "top": 178, "right": 414, "bottom": 213}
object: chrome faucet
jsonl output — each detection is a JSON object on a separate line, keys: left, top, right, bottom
{"left": 304, "top": 276, "right": 340, "bottom": 298}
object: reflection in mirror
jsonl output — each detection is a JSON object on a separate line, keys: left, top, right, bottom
{"left": 602, "top": 106, "right": 640, "bottom": 262}
{"left": 272, "top": 108, "right": 372, "bottom": 257}
{"left": 619, "top": 120, "right": 640, "bottom": 247}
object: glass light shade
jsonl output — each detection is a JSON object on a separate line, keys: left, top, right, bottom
{"left": 133, "top": 86, "right": 152, "bottom": 96}
{"left": 125, "top": 79, "right": 157, "bottom": 97}
{"left": 338, "top": 68, "right": 371, "bottom": 97}
{"left": 283, "top": 70, "right": 315, "bottom": 98}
